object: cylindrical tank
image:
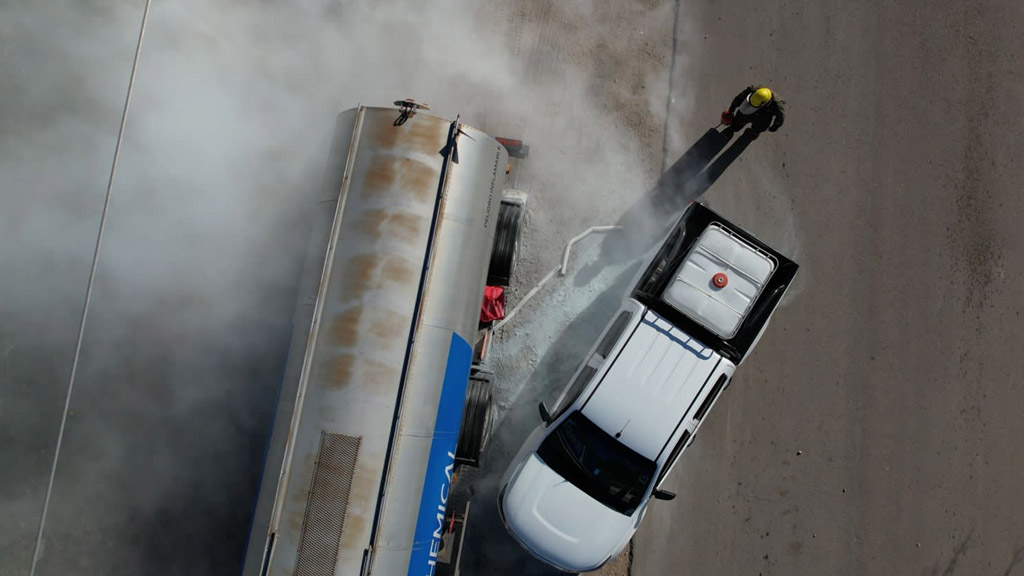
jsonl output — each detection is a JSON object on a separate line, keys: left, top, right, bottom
{"left": 242, "top": 104, "right": 509, "bottom": 576}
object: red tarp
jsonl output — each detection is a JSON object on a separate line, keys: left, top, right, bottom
{"left": 480, "top": 286, "right": 506, "bottom": 323}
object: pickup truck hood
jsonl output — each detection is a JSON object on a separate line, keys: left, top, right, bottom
{"left": 502, "top": 453, "right": 634, "bottom": 572}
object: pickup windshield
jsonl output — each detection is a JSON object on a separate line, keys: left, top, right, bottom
{"left": 536, "top": 411, "right": 656, "bottom": 515}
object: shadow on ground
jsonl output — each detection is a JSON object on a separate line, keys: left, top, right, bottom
{"left": 577, "top": 125, "right": 761, "bottom": 287}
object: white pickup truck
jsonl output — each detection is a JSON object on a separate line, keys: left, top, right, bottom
{"left": 497, "top": 202, "right": 799, "bottom": 572}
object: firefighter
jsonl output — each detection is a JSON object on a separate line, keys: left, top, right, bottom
{"left": 725, "top": 86, "right": 785, "bottom": 134}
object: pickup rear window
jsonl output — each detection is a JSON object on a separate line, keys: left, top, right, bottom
{"left": 537, "top": 411, "right": 655, "bottom": 515}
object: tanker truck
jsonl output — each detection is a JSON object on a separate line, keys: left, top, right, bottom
{"left": 241, "top": 101, "right": 526, "bottom": 576}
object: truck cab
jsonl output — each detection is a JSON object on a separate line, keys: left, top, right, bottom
{"left": 498, "top": 202, "right": 798, "bottom": 572}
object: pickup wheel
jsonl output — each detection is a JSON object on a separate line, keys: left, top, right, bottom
{"left": 487, "top": 199, "right": 525, "bottom": 286}
{"left": 455, "top": 372, "right": 493, "bottom": 468}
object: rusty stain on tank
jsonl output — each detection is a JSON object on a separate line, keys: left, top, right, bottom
{"left": 368, "top": 111, "right": 444, "bottom": 153}
{"left": 325, "top": 352, "right": 397, "bottom": 393}
{"left": 337, "top": 253, "right": 419, "bottom": 305}
{"left": 363, "top": 154, "right": 397, "bottom": 194}
{"left": 361, "top": 356, "right": 395, "bottom": 389}
{"left": 328, "top": 306, "right": 362, "bottom": 349}
{"left": 339, "top": 254, "right": 378, "bottom": 299}
{"left": 398, "top": 158, "right": 440, "bottom": 203}
{"left": 368, "top": 308, "right": 408, "bottom": 344}
{"left": 363, "top": 154, "right": 438, "bottom": 204}
{"left": 338, "top": 460, "right": 377, "bottom": 551}
{"left": 327, "top": 353, "right": 355, "bottom": 390}
{"left": 381, "top": 255, "right": 416, "bottom": 285}
{"left": 339, "top": 512, "right": 365, "bottom": 550}
{"left": 387, "top": 212, "right": 423, "bottom": 241}
{"left": 358, "top": 209, "right": 425, "bottom": 245}
{"left": 356, "top": 208, "right": 388, "bottom": 238}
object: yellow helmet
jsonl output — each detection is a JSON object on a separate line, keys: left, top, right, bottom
{"left": 750, "top": 87, "right": 773, "bottom": 107}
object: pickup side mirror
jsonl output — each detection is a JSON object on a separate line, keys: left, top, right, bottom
{"left": 538, "top": 402, "right": 551, "bottom": 424}
{"left": 653, "top": 489, "right": 676, "bottom": 501}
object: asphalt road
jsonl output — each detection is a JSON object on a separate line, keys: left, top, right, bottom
{"left": 633, "top": 1, "right": 1024, "bottom": 575}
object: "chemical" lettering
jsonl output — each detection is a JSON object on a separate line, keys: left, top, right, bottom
{"left": 424, "top": 450, "right": 456, "bottom": 576}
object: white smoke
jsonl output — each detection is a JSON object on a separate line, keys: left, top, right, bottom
{"left": 0, "top": 0, "right": 694, "bottom": 574}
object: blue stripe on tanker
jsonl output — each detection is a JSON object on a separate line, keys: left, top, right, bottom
{"left": 407, "top": 332, "right": 472, "bottom": 576}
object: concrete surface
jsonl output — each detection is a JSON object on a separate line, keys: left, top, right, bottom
{"left": 633, "top": 1, "right": 1024, "bottom": 576}
{"left": 3, "top": 1, "right": 1024, "bottom": 576}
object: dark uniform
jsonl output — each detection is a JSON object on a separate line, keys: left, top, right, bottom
{"left": 728, "top": 86, "right": 785, "bottom": 134}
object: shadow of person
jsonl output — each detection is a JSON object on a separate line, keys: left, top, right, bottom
{"left": 574, "top": 126, "right": 760, "bottom": 287}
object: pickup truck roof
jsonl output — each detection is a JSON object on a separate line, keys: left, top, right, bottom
{"left": 580, "top": 308, "right": 722, "bottom": 461}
